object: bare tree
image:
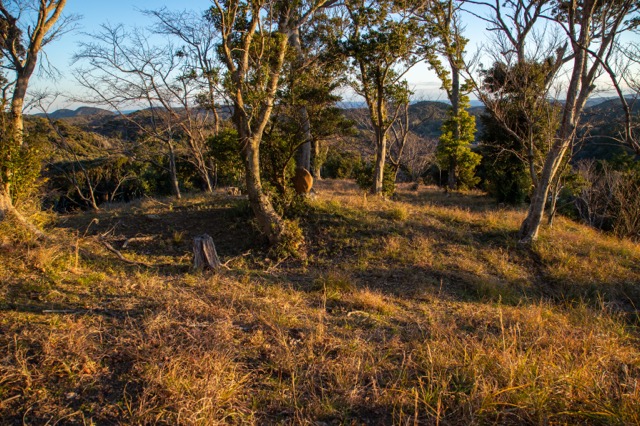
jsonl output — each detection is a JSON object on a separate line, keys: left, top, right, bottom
{"left": 574, "top": 159, "right": 640, "bottom": 240}
{"left": 596, "top": 42, "right": 640, "bottom": 156}
{"left": 74, "top": 24, "right": 220, "bottom": 196}
{"left": 0, "top": 0, "right": 75, "bottom": 142}
{"left": 144, "top": 7, "right": 223, "bottom": 136}
{"left": 401, "top": 133, "right": 438, "bottom": 182}
{"left": 468, "top": 0, "right": 640, "bottom": 243}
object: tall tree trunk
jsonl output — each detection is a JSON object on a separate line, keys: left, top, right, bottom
{"left": 311, "top": 139, "right": 322, "bottom": 180}
{"left": 373, "top": 128, "right": 387, "bottom": 195}
{"left": 448, "top": 66, "right": 460, "bottom": 191}
{"left": 518, "top": 141, "right": 569, "bottom": 242}
{"left": 290, "top": 28, "right": 312, "bottom": 172}
{"left": 243, "top": 135, "right": 284, "bottom": 245}
{"left": 10, "top": 76, "right": 29, "bottom": 145}
{"left": 168, "top": 142, "right": 181, "bottom": 199}
{"left": 294, "top": 107, "right": 312, "bottom": 171}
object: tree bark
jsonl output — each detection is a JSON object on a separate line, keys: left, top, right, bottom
{"left": 311, "top": 139, "right": 323, "bottom": 180}
{"left": 10, "top": 77, "right": 28, "bottom": 144}
{"left": 518, "top": 142, "right": 569, "bottom": 242}
{"left": 0, "top": 185, "right": 46, "bottom": 239}
{"left": 294, "top": 111, "right": 312, "bottom": 171}
{"left": 291, "top": 28, "right": 312, "bottom": 172}
{"left": 373, "top": 128, "right": 387, "bottom": 195}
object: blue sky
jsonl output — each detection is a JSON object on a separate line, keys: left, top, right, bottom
{"left": 32, "top": 0, "right": 459, "bottom": 110}
{"left": 28, "top": 0, "right": 623, "bottom": 111}
{"left": 31, "top": 0, "right": 213, "bottom": 110}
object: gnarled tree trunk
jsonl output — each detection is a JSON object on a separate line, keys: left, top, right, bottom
{"left": 243, "top": 133, "right": 284, "bottom": 245}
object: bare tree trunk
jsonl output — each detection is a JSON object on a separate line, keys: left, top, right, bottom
{"left": 0, "top": 185, "right": 45, "bottom": 238}
{"left": 519, "top": 142, "right": 568, "bottom": 242}
{"left": 208, "top": 158, "right": 217, "bottom": 190}
{"left": 312, "top": 139, "right": 323, "bottom": 180}
{"left": 168, "top": 143, "right": 181, "bottom": 199}
{"left": 294, "top": 108, "right": 312, "bottom": 171}
{"left": 10, "top": 77, "right": 28, "bottom": 144}
{"left": 373, "top": 128, "right": 387, "bottom": 195}
{"left": 202, "top": 166, "right": 214, "bottom": 193}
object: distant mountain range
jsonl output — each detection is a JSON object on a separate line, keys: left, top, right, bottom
{"left": 33, "top": 106, "right": 115, "bottom": 120}
{"left": 28, "top": 96, "right": 637, "bottom": 162}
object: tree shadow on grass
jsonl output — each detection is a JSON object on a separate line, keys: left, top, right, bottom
{"left": 56, "top": 199, "right": 265, "bottom": 273}
{"left": 297, "top": 202, "right": 640, "bottom": 321}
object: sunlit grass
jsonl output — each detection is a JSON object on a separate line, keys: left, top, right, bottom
{"left": 1, "top": 180, "right": 639, "bottom": 424}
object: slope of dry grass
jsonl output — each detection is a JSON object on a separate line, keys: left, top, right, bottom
{"left": 1, "top": 180, "right": 639, "bottom": 425}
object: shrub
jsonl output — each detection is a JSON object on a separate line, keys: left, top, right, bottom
{"left": 0, "top": 122, "right": 46, "bottom": 208}
{"left": 322, "top": 149, "right": 362, "bottom": 179}
{"left": 354, "top": 162, "right": 395, "bottom": 196}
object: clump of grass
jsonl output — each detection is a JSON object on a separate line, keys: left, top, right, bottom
{"left": 387, "top": 205, "right": 408, "bottom": 221}
{"left": 171, "top": 230, "right": 185, "bottom": 245}
{"left": 350, "top": 288, "right": 396, "bottom": 315}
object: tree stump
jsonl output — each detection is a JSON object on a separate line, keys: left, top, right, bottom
{"left": 193, "top": 234, "right": 222, "bottom": 271}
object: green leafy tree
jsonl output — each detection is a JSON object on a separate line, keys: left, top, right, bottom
{"left": 343, "top": 0, "right": 422, "bottom": 195}
{"left": 415, "top": 0, "right": 480, "bottom": 190}
{"left": 478, "top": 60, "right": 562, "bottom": 204}
{"left": 478, "top": 112, "right": 531, "bottom": 204}
{"left": 436, "top": 97, "right": 480, "bottom": 189}
{"left": 0, "top": 0, "right": 72, "bottom": 235}
{"left": 209, "top": 0, "right": 334, "bottom": 245}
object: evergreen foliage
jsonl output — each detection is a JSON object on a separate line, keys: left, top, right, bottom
{"left": 436, "top": 97, "right": 480, "bottom": 190}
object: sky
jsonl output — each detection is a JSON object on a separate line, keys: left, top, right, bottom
{"left": 31, "top": 0, "right": 214, "bottom": 111}
{"left": 27, "top": 0, "right": 628, "bottom": 112}
{"left": 31, "top": 0, "right": 462, "bottom": 111}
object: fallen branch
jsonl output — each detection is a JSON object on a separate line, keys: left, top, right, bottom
{"left": 265, "top": 255, "right": 289, "bottom": 274}
{"left": 122, "top": 235, "right": 154, "bottom": 249}
{"left": 221, "top": 249, "right": 252, "bottom": 268}
{"left": 100, "top": 239, "right": 151, "bottom": 267}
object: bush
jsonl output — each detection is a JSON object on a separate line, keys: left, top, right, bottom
{"left": 562, "top": 157, "right": 640, "bottom": 241}
{"left": 207, "top": 129, "right": 245, "bottom": 189}
{"left": 44, "top": 155, "right": 202, "bottom": 211}
{"left": 0, "top": 124, "right": 46, "bottom": 208}
{"left": 322, "top": 149, "right": 362, "bottom": 179}
{"left": 354, "top": 162, "right": 395, "bottom": 196}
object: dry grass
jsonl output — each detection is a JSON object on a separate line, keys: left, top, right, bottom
{"left": 1, "top": 180, "right": 639, "bottom": 424}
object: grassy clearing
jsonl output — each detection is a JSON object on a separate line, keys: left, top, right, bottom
{"left": 1, "top": 181, "right": 639, "bottom": 424}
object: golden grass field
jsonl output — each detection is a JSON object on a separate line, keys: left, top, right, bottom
{"left": 1, "top": 180, "right": 639, "bottom": 425}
